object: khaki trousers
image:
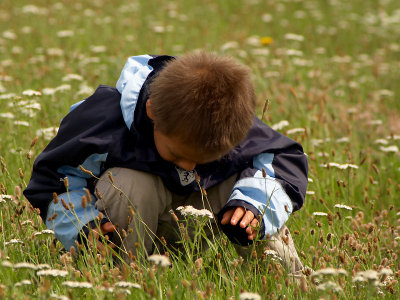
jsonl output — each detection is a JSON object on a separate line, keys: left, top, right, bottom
{"left": 95, "top": 168, "right": 304, "bottom": 274}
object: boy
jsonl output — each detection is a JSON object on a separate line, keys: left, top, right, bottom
{"left": 24, "top": 52, "right": 308, "bottom": 274}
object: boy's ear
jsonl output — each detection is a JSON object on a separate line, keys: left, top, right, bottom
{"left": 146, "top": 100, "right": 154, "bottom": 120}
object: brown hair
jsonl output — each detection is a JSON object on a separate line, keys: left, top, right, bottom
{"left": 149, "top": 52, "right": 256, "bottom": 155}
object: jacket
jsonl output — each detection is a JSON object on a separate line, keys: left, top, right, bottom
{"left": 23, "top": 55, "right": 308, "bottom": 249}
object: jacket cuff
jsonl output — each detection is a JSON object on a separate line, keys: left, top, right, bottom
{"left": 217, "top": 200, "right": 265, "bottom": 246}
{"left": 77, "top": 217, "right": 112, "bottom": 248}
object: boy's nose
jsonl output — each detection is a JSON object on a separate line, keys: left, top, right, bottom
{"left": 176, "top": 161, "right": 196, "bottom": 171}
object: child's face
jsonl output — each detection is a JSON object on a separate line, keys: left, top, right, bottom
{"left": 153, "top": 129, "right": 219, "bottom": 171}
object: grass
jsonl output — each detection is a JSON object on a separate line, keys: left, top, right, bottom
{"left": 0, "top": 0, "right": 399, "bottom": 298}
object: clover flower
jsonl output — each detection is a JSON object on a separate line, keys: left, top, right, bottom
{"left": 176, "top": 205, "right": 213, "bottom": 219}
{"left": 147, "top": 254, "right": 171, "bottom": 267}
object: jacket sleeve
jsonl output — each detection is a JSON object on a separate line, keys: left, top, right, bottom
{"left": 218, "top": 134, "right": 308, "bottom": 245}
{"left": 45, "top": 154, "right": 107, "bottom": 250}
{"left": 23, "top": 86, "right": 123, "bottom": 250}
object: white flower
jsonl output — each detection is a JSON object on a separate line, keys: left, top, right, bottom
{"left": 312, "top": 268, "right": 348, "bottom": 277}
{"left": 55, "top": 84, "right": 72, "bottom": 92}
{"left": 354, "top": 270, "right": 379, "bottom": 282}
{"left": 220, "top": 41, "right": 239, "bottom": 51}
{"left": 37, "top": 269, "right": 68, "bottom": 277}
{"left": 0, "top": 195, "right": 13, "bottom": 203}
{"left": 1, "top": 261, "right": 13, "bottom": 268}
{"left": 90, "top": 45, "right": 107, "bottom": 53}
{"left": 2, "top": 30, "right": 17, "bottom": 40}
{"left": 21, "top": 220, "right": 33, "bottom": 226}
{"left": 316, "top": 280, "right": 342, "bottom": 292}
{"left": 62, "top": 74, "right": 83, "bottom": 82}
{"left": 386, "top": 135, "right": 400, "bottom": 140}
{"left": 34, "top": 229, "right": 55, "bottom": 236}
{"left": 176, "top": 205, "right": 213, "bottom": 219}
{"left": 379, "top": 145, "right": 398, "bottom": 153}
{"left": 285, "top": 49, "right": 303, "bottom": 56}
{"left": 239, "top": 292, "right": 261, "bottom": 300}
{"left": 352, "top": 275, "right": 367, "bottom": 283}
{"left": 369, "top": 120, "right": 382, "bottom": 125}
{"left": 320, "top": 163, "right": 359, "bottom": 170}
{"left": 36, "top": 264, "right": 51, "bottom": 270}
{"left": 264, "top": 249, "right": 279, "bottom": 256}
{"left": 306, "top": 191, "right": 315, "bottom": 195}
{"left": 5, "top": 239, "right": 23, "bottom": 245}
{"left": 261, "top": 13, "right": 273, "bottom": 22}
{"left": 286, "top": 128, "right": 305, "bottom": 135}
{"left": 62, "top": 281, "right": 93, "bottom": 289}
{"left": 271, "top": 120, "right": 289, "bottom": 131}
{"left": 15, "top": 280, "right": 32, "bottom": 287}
{"left": 284, "top": 33, "right": 304, "bottom": 42}
{"left": 50, "top": 294, "right": 69, "bottom": 300}
{"left": 14, "top": 262, "right": 39, "bottom": 270}
{"left": 36, "top": 127, "right": 59, "bottom": 140}
{"left": 22, "top": 89, "right": 41, "bottom": 96}
{"left": 378, "top": 268, "right": 393, "bottom": 276}
{"left": 42, "top": 88, "right": 56, "bottom": 95}
{"left": 47, "top": 48, "right": 64, "bottom": 56}
{"left": 334, "top": 204, "right": 352, "bottom": 210}
{"left": 0, "top": 93, "right": 16, "bottom": 100}
{"left": 250, "top": 48, "right": 270, "bottom": 56}
{"left": 57, "top": 30, "right": 74, "bottom": 38}
{"left": 374, "top": 139, "right": 389, "bottom": 145}
{"left": 114, "top": 282, "right": 141, "bottom": 289}
{"left": 336, "top": 137, "right": 350, "bottom": 143}
{"left": 312, "top": 212, "right": 328, "bottom": 216}
{"left": 21, "top": 5, "right": 48, "bottom": 15}
{"left": 75, "top": 84, "right": 94, "bottom": 97}
{"left": 308, "top": 178, "right": 314, "bottom": 183}
{"left": 377, "top": 89, "right": 394, "bottom": 97}
{"left": 147, "top": 254, "right": 171, "bottom": 267}
{"left": 14, "top": 121, "right": 30, "bottom": 127}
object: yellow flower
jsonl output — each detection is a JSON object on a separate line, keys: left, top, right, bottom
{"left": 260, "top": 36, "right": 273, "bottom": 45}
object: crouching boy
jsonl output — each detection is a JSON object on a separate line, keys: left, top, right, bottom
{"left": 24, "top": 52, "right": 308, "bottom": 275}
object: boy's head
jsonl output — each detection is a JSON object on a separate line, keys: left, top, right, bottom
{"left": 147, "top": 52, "right": 256, "bottom": 170}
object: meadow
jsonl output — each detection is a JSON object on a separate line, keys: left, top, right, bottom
{"left": 0, "top": 0, "right": 399, "bottom": 298}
